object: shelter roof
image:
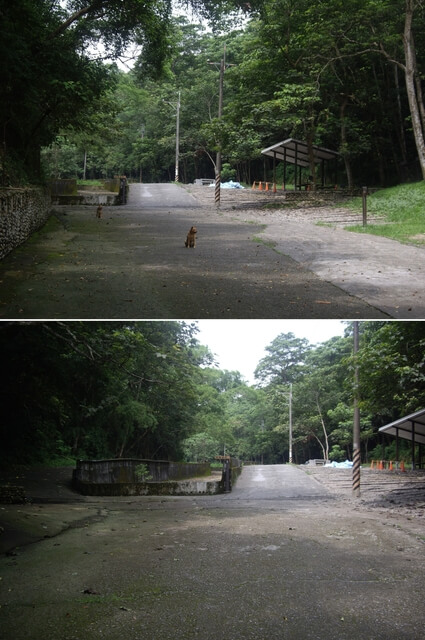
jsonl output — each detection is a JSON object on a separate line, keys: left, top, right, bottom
{"left": 379, "top": 408, "right": 425, "bottom": 445}
{"left": 261, "top": 138, "right": 340, "bottom": 168}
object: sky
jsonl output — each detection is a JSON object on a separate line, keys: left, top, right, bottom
{"left": 195, "top": 320, "right": 347, "bottom": 385}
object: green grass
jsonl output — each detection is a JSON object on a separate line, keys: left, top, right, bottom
{"left": 344, "top": 181, "right": 425, "bottom": 245}
{"left": 77, "top": 179, "right": 104, "bottom": 186}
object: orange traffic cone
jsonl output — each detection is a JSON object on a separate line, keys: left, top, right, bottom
{"left": 400, "top": 460, "right": 406, "bottom": 472}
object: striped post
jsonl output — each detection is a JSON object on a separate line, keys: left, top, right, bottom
{"left": 352, "top": 448, "right": 361, "bottom": 496}
{"left": 215, "top": 174, "right": 221, "bottom": 205}
{"left": 352, "top": 321, "right": 361, "bottom": 497}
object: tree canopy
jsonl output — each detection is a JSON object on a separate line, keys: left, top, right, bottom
{"left": 1, "top": 321, "right": 424, "bottom": 467}
{"left": 2, "top": 0, "right": 425, "bottom": 185}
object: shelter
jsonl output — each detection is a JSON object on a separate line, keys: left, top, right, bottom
{"left": 261, "top": 138, "right": 341, "bottom": 190}
{"left": 379, "top": 408, "right": 425, "bottom": 469}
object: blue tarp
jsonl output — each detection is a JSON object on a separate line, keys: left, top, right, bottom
{"left": 209, "top": 180, "right": 244, "bottom": 189}
{"left": 324, "top": 460, "right": 353, "bottom": 468}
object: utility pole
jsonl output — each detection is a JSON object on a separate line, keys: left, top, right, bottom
{"left": 352, "top": 321, "right": 361, "bottom": 497}
{"left": 175, "top": 91, "right": 181, "bottom": 183}
{"left": 288, "top": 383, "right": 293, "bottom": 464}
{"left": 164, "top": 92, "right": 181, "bottom": 183}
{"left": 208, "top": 45, "right": 235, "bottom": 206}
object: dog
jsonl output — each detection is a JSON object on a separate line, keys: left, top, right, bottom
{"left": 185, "top": 226, "right": 197, "bottom": 248}
{"left": 96, "top": 205, "right": 103, "bottom": 219}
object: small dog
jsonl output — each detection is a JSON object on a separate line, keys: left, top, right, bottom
{"left": 185, "top": 226, "right": 197, "bottom": 248}
{"left": 96, "top": 205, "right": 103, "bottom": 219}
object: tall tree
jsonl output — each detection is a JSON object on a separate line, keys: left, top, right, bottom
{"left": 254, "top": 332, "right": 311, "bottom": 387}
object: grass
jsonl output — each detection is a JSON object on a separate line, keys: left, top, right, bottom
{"left": 77, "top": 179, "right": 104, "bottom": 186}
{"left": 344, "top": 181, "right": 425, "bottom": 245}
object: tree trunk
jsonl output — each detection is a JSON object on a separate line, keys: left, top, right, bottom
{"left": 316, "top": 396, "right": 329, "bottom": 461}
{"left": 339, "top": 97, "right": 353, "bottom": 188}
{"left": 403, "top": 0, "right": 425, "bottom": 179}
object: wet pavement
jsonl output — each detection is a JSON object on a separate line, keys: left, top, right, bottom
{"left": 0, "top": 184, "right": 390, "bottom": 319}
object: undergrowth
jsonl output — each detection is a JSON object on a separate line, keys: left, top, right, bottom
{"left": 344, "top": 181, "right": 425, "bottom": 244}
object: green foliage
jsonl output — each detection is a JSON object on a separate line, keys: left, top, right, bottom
{"left": 182, "top": 432, "right": 221, "bottom": 462}
{"left": 1, "top": 321, "right": 424, "bottom": 467}
{"left": 0, "top": 321, "right": 207, "bottom": 464}
{"left": 6, "top": 0, "right": 423, "bottom": 185}
{"left": 346, "top": 182, "right": 425, "bottom": 244}
{"left": 135, "top": 463, "right": 153, "bottom": 482}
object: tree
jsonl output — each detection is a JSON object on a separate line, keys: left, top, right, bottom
{"left": 254, "top": 332, "right": 311, "bottom": 387}
{"left": 0, "top": 321, "right": 206, "bottom": 464}
{"left": 357, "top": 321, "right": 425, "bottom": 422}
{"left": 1, "top": 0, "right": 260, "bottom": 184}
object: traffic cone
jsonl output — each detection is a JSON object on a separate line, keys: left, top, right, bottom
{"left": 400, "top": 460, "right": 406, "bottom": 472}
{"left": 389, "top": 460, "right": 393, "bottom": 471}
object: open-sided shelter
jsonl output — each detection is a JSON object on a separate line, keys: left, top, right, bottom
{"left": 379, "top": 408, "right": 425, "bottom": 469}
{"left": 261, "top": 138, "right": 341, "bottom": 190}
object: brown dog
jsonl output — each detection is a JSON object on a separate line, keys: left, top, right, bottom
{"left": 96, "top": 205, "right": 103, "bottom": 219}
{"left": 185, "top": 226, "right": 197, "bottom": 248}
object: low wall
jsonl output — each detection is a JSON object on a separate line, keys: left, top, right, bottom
{"left": 73, "top": 458, "right": 211, "bottom": 494}
{"left": 50, "top": 193, "right": 118, "bottom": 206}
{"left": 0, "top": 187, "right": 51, "bottom": 260}
{"left": 75, "top": 479, "right": 222, "bottom": 497}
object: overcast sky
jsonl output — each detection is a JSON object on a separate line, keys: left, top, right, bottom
{"left": 195, "top": 320, "right": 347, "bottom": 385}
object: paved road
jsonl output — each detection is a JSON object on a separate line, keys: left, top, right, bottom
{"left": 1, "top": 465, "right": 424, "bottom": 639}
{"left": 0, "top": 183, "right": 387, "bottom": 319}
{"left": 223, "top": 464, "right": 328, "bottom": 503}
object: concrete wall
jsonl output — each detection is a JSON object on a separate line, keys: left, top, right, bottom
{"left": 73, "top": 458, "right": 211, "bottom": 487}
{"left": 0, "top": 187, "right": 51, "bottom": 259}
{"left": 75, "top": 479, "right": 222, "bottom": 497}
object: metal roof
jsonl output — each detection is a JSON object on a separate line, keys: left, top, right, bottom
{"left": 261, "top": 138, "right": 340, "bottom": 168}
{"left": 379, "top": 408, "right": 425, "bottom": 445}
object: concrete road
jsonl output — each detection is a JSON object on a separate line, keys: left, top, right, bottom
{"left": 0, "top": 183, "right": 387, "bottom": 319}
{"left": 1, "top": 465, "right": 424, "bottom": 639}
{"left": 223, "top": 464, "right": 328, "bottom": 502}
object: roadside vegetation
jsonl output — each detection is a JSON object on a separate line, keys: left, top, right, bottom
{"left": 345, "top": 182, "right": 425, "bottom": 245}
{"left": 1, "top": 322, "right": 424, "bottom": 468}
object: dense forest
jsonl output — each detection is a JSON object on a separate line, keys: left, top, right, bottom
{"left": 1, "top": 321, "right": 424, "bottom": 467}
{"left": 2, "top": 0, "right": 425, "bottom": 187}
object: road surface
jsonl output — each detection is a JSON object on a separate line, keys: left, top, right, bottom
{"left": 223, "top": 463, "right": 328, "bottom": 503}
{"left": 1, "top": 465, "right": 424, "bottom": 639}
{"left": 0, "top": 183, "right": 387, "bottom": 319}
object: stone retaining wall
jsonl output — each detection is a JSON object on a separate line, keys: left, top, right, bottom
{"left": 0, "top": 187, "right": 51, "bottom": 259}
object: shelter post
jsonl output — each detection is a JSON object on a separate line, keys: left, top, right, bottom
{"left": 396, "top": 428, "right": 399, "bottom": 464}
{"left": 412, "top": 421, "right": 416, "bottom": 470}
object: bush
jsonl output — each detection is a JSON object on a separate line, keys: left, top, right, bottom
{"left": 135, "top": 463, "right": 153, "bottom": 482}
